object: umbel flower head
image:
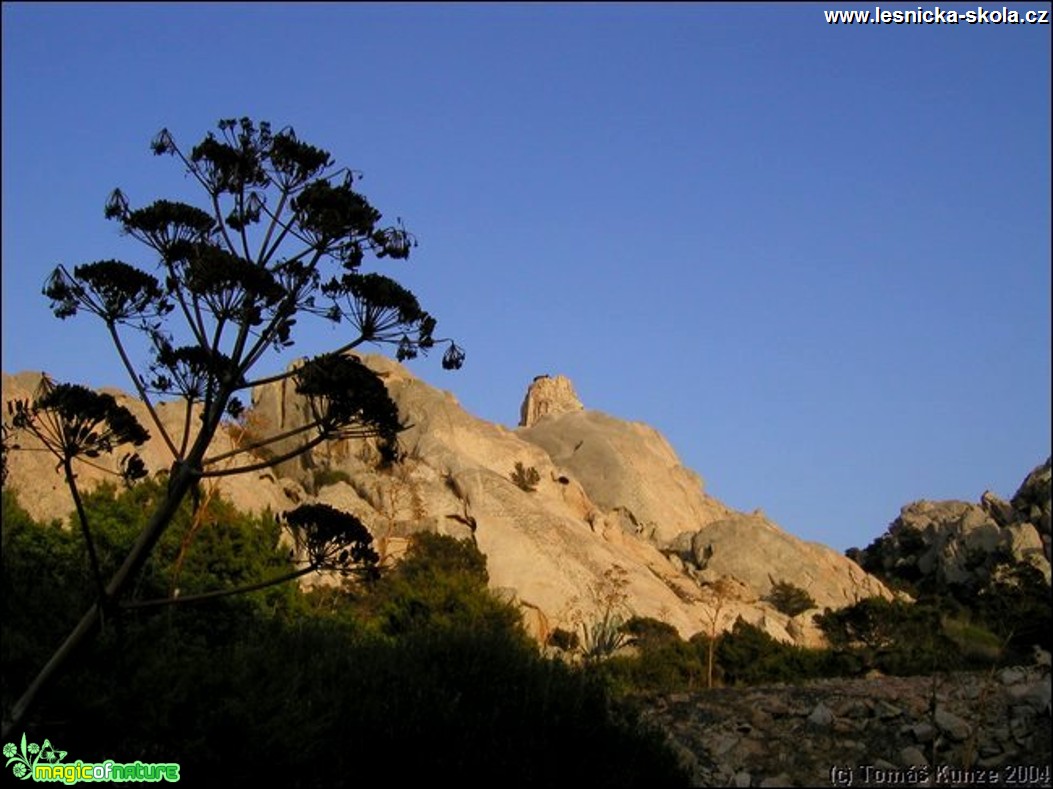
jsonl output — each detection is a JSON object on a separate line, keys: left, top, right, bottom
{"left": 8, "top": 375, "right": 149, "bottom": 465}
{"left": 282, "top": 503, "right": 380, "bottom": 576}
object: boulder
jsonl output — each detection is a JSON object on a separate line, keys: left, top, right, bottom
{"left": 1011, "top": 458, "right": 1051, "bottom": 557}
{"left": 688, "top": 512, "right": 893, "bottom": 609}
{"left": 981, "top": 490, "right": 1017, "bottom": 529}
{"left": 872, "top": 497, "right": 1051, "bottom": 587}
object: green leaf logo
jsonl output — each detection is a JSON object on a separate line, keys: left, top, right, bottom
{"left": 4, "top": 733, "right": 66, "bottom": 780}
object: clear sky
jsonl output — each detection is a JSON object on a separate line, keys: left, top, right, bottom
{"left": 3, "top": 2, "right": 1050, "bottom": 553}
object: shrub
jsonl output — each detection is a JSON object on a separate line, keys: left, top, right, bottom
{"left": 547, "top": 627, "right": 580, "bottom": 652}
{"left": 816, "top": 597, "right": 963, "bottom": 675}
{"left": 74, "top": 478, "right": 295, "bottom": 611}
{"left": 765, "top": 581, "right": 816, "bottom": 617}
{"left": 715, "top": 619, "right": 840, "bottom": 685}
{"left": 959, "top": 552, "right": 1052, "bottom": 653}
{"left": 359, "top": 532, "right": 528, "bottom": 643}
{"left": 622, "top": 616, "right": 682, "bottom": 652}
{"left": 2, "top": 490, "right": 90, "bottom": 692}
{"left": 510, "top": 461, "right": 541, "bottom": 492}
{"left": 942, "top": 616, "right": 1005, "bottom": 667}
{"left": 603, "top": 637, "right": 707, "bottom": 694}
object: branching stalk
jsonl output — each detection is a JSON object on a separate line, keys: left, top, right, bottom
{"left": 62, "top": 456, "right": 107, "bottom": 602}
{"left": 121, "top": 565, "right": 320, "bottom": 610}
{"left": 202, "top": 419, "right": 321, "bottom": 466}
{"left": 199, "top": 432, "right": 329, "bottom": 478}
{"left": 108, "top": 323, "right": 178, "bottom": 459}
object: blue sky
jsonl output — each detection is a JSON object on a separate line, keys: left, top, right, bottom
{"left": 3, "top": 3, "right": 1050, "bottom": 553}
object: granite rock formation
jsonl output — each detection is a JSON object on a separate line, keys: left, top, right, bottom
{"left": 3, "top": 361, "right": 896, "bottom": 646}
{"left": 518, "top": 373, "right": 584, "bottom": 428}
{"left": 1011, "top": 458, "right": 1052, "bottom": 560}
{"left": 850, "top": 459, "right": 1052, "bottom": 589}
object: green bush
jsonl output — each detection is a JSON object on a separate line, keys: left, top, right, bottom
{"left": 510, "top": 461, "right": 541, "bottom": 492}
{"left": 816, "top": 597, "right": 963, "bottom": 676}
{"left": 2, "top": 482, "right": 301, "bottom": 703}
{"left": 603, "top": 639, "right": 707, "bottom": 694}
{"left": 546, "top": 627, "right": 580, "bottom": 652}
{"left": 74, "top": 478, "right": 297, "bottom": 614}
{"left": 2, "top": 489, "right": 91, "bottom": 697}
{"left": 957, "top": 553, "right": 1052, "bottom": 659}
{"left": 715, "top": 619, "right": 844, "bottom": 685}
{"left": 363, "top": 532, "right": 527, "bottom": 642}
{"left": 600, "top": 617, "right": 706, "bottom": 693}
{"left": 942, "top": 616, "right": 1005, "bottom": 667}
{"left": 849, "top": 532, "right": 1051, "bottom": 662}
{"left": 850, "top": 526, "right": 928, "bottom": 595}
{"left": 599, "top": 615, "right": 854, "bottom": 693}
{"left": 764, "top": 581, "right": 816, "bottom": 617}
{"left": 622, "top": 616, "right": 682, "bottom": 651}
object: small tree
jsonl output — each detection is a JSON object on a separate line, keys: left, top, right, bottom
{"left": 764, "top": 580, "right": 816, "bottom": 618}
{"left": 815, "top": 597, "right": 957, "bottom": 675}
{"left": 3, "top": 117, "right": 463, "bottom": 737}
{"left": 700, "top": 576, "right": 734, "bottom": 688}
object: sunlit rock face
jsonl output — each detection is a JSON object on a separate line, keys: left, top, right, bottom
{"left": 3, "top": 360, "right": 898, "bottom": 647}
{"left": 518, "top": 374, "right": 584, "bottom": 428}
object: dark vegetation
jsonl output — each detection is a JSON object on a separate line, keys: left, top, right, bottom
{"left": 3, "top": 116, "right": 467, "bottom": 737}
{"left": 593, "top": 616, "right": 850, "bottom": 695}
{"left": 574, "top": 552, "right": 1049, "bottom": 697}
{"left": 587, "top": 588, "right": 1044, "bottom": 700}
{"left": 764, "top": 580, "right": 816, "bottom": 617}
{"left": 849, "top": 527, "right": 1052, "bottom": 663}
{"left": 510, "top": 461, "right": 541, "bottom": 493}
{"left": 598, "top": 554, "right": 1049, "bottom": 695}
{"left": 1, "top": 485, "right": 688, "bottom": 786}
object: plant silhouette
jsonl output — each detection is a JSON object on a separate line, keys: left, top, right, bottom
{"left": 2, "top": 116, "right": 463, "bottom": 738}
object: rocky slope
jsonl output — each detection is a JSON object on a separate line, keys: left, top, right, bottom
{"left": 3, "top": 359, "right": 894, "bottom": 647}
{"left": 849, "top": 458, "right": 1052, "bottom": 589}
{"left": 642, "top": 665, "right": 1051, "bottom": 787}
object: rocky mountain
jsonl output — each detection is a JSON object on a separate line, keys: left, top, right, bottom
{"left": 848, "top": 458, "right": 1052, "bottom": 590}
{"left": 5, "top": 359, "right": 895, "bottom": 647}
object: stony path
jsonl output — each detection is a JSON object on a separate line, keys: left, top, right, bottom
{"left": 636, "top": 668, "right": 1051, "bottom": 787}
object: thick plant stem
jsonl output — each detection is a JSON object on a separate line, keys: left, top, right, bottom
{"left": 124, "top": 565, "right": 318, "bottom": 610}
{"left": 63, "top": 456, "right": 107, "bottom": 602}
{"left": 2, "top": 459, "right": 197, "bottom": 740}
